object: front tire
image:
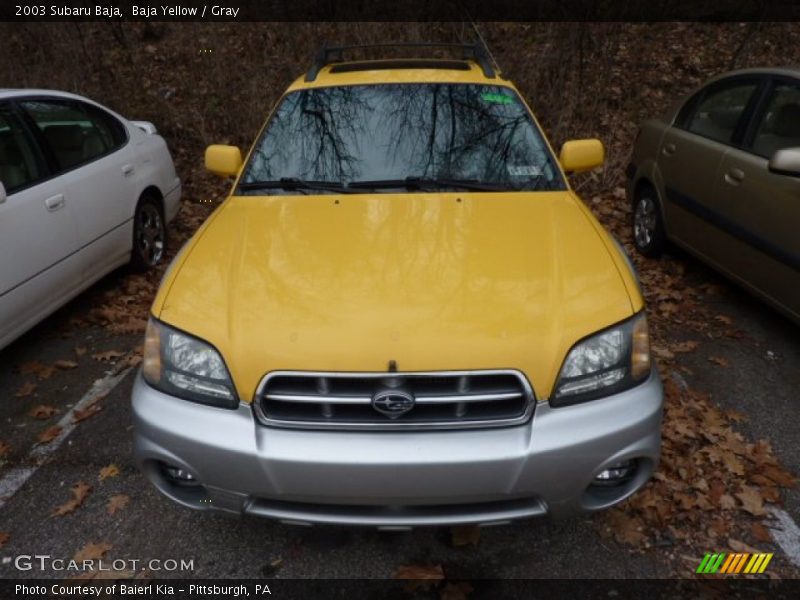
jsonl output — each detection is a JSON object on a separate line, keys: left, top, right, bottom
{"left": 632, "top": 187, "right": 665, "bottom": 257}
{"left": 130, "top": 194, "right": 166, "bottom": 272}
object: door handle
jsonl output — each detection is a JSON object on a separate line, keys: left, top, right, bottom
{"left": 662, "top": 143, "right": 676, "bottom": 156}
{"left": 44, "top": 194, "right": 65, "bottom": 212}
{"left": 122, "top": 164, "right": 135, "bottom": 176}
{"left": 724, "top": 168, "right": 745, "bottom": 185}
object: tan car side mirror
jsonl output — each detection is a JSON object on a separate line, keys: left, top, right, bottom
{"left": 768, "top": 147, "right": 800, "bottom": 177}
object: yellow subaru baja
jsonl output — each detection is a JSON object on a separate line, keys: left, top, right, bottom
{"left": 133, "top": 43, "right": 663, "bottom": 527}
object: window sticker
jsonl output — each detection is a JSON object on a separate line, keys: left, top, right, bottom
{"left": 481, "top": 92, "right": 515, "bottom": 105}
{"left": 507, "top": 165, "right": 542, "bottom": 177}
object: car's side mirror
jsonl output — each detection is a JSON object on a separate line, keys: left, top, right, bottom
{"left": 559, "top": 139, "right": 605, "bottom": 173}
{"left": 768, "top": 147, "right": 800, "bottom": 177}
{"left": 0, "top": 181, "right": 7, "bottom": 205}
{"left": 205, "top": 145, "right": 243, "bottom": 178}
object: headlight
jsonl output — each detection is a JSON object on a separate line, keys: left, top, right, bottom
{"left": 551, "top": 312, "right": 651, "bottom": 406}
{"left": 142, "top": 317, "right": 238, "bottom": 408}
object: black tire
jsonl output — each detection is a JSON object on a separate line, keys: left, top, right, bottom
{"left": 632, "top": 186, "right": 666, "bottom": 258}
{"left": 130, "top": 194, "right": 166, "bottom": 272}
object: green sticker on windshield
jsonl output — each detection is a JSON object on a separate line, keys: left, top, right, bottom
{"left": 481, "top": 92, "right": 515, "bottom": 105}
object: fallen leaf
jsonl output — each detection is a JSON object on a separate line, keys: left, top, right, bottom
{"left": 75, "top": 346, "right": 87, "bottom": 357}
{"left": 0, "top": 440, "right": 10, "bottom": 457}
{"left": 762, "top": 465, "right": 797, "bottom": 488}
{"left": 708, "top": 356, "right": 729, "bottom": 367}
{"left": 52, "top": 482, "right": 92, "bottom": 517}
{"left": 393, "top": 564, "right": 445, "bottom": 591}
{"left": 0, "top": 532, "right": 9, "bottom": 548}
{"left": 651, "top": 345, "right": 674, "bottom": 360}
{"left": 719, "top": 494, "right": 737, "bottom": 510}
{"left": 751, "top": 522, "right": 772, "bottom": 543}
{"left": 16, "top": 360, "right": 56, "bottom": 379}
{"left": 99, "top": 464, "right": 120, "bottom": 481}
{"left": 72, "top": 403, "right": 103, "bottom": 424}
{"left": 54, "top": 360, "right": 78, "bottom": 370}
{"left": 671, "top": 340, "right": 699, "bottom": 353}
{"left": 450, "top": 525, "right": 481, "bottom": 547}
{"left": 73, "top": 541, "right": 112, "bottom": 562}
{"left": 38, "top": 425, "right": 62, "bottom": 444}
{"left": 92, "top": 350, "right": 125, "bottom": 362}
{"left": 440, "top": 582, "right": 474, "bottom": 600}
{"left": 735, "top": 486, "right": 766, "bottom": 516}
{"left": 15, "top": 381, "right": 37, "bottom": 398}
{"left": 715, "top": 315, "right": 733, "bottom": 326}
{"left": 107, "top": 495, "right": 130, "bottom": 515}
{"left": 728, "top": 538, "right": 762, "bottom": 554}
{"left": 29, "top": 405, "right": 58, "bottom": 420}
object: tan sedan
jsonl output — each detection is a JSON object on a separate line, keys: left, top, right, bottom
{"left": 627, "top": 68, "right": 800, "bottom": 323}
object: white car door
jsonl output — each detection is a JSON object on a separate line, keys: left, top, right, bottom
{"left": 20, "top": 98, "right": 139, "bottom": 281}
{"left": 0, "top": 103, "right": 81, "bottom": 348}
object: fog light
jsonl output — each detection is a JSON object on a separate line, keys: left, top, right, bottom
{"left": 593, "top": 460, "right": 636, "bottom": 485}
{"left": 162, "top": 464, "right": 199, "bottom": 486}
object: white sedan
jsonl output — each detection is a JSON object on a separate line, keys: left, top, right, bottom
{"left": 0, "top": 89, "right": 181, "bottom": 349}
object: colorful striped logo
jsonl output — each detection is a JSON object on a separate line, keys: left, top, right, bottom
{"left": 696, "top": 552, "right": 773, "bottom": 574}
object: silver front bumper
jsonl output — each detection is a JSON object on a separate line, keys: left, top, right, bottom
{"left": 132, "top": 370, "right": 663, "bottom": 528}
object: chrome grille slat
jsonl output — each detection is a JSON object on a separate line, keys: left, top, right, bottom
{"left": 254, "top": 370, "right": 535, "bottom": 431}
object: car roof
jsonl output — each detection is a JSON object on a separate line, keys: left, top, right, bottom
{"left": 287, "top": 59, "right": 513, "bottom": 92}
{"left": 706, "top": 66, "right": 800, "bottom": 83}
{"left": 0, "top": 88, "right": 94, "bottom": 102}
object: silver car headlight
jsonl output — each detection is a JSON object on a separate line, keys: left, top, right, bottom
{"left": 551, "top": 312, "right": 651, "bottom": 406}
{"left": 142, "top": 317, "right": 238, "bottom": 408}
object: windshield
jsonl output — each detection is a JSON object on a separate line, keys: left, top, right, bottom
{"left": 239, "top": 83, "right": 566, "bottom": 193}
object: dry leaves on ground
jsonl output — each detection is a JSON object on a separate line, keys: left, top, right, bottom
{"left": 99, "top": 464, "right": 120, "bottom": 481}
{"left": 73, "top": 541, "right": 112, "bottom": 562}
{"left": 0, "top": 440, "right": 10, "bottom": 458}
{"left": 107, "top": 494, "right": 130, "bottom": 515}
{"left": 708, "top": 356, "right": 730, "bottom": 368}
{"left": 54, "top": 359, "right": 78, "bottom": 370}
{"left": 37, "top": 425, "right": 62, "bottom": 444}
{"left": 15, "top": 382, "right": 37, "bottom": 398}
{"left": 72, "top": 400, "right": 104, "bottom": 424}
{"left": 0, "top": 532, "right": 9, "bottom": 548}
{"left": 91, "top": 350, "right": 126, "bottom": 362}
{"left": 52, "top": 481, "right": 92, "bottom": 517}
{"left": 393, "top": 564, "right": 445, "bottom": 591}
{"left": 601, "top": 374, "right": 796, "bottom": 554}
{"left": 29, "top": 405, "right": 58, "bottom": 420}
{"left": 16, "top": 360, "right": 56, "bottom": 379}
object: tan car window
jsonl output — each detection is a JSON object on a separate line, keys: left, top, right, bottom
{"left": 751, "top": 82, "right": 800, "bottom": 158}
{"left": 0, "top": 110, "right": 42, "bottom": 194}
{"left": 687, "top": 82, "right": 758, "bottom": 144}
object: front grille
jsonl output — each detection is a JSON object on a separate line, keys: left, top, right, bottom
{"left": 254, "top": 370, "right": 535, "bottom": 430}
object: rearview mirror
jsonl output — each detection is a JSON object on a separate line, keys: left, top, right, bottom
{"left": 0, "top": 181, "right": 6, "bottom": 204}
{"left": 768, "top": 147, "right": 800, "bottom": 177}
{"left": 205, "top": 145, "right": 243, "bottom": 178}
{"left": 559, "top": 139, "right": 605, "bottom": 173}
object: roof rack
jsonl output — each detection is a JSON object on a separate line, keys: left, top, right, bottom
{"left": 304, "top": 42, "right": 497, "bottom": 82}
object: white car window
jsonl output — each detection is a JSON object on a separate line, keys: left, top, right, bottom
{"left": 0, "top": 107, "right": 43, "bottom": 194}
{"left": 21, "top": 99, "right": 126, "bottom": 172}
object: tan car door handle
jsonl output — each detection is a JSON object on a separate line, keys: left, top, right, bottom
{"left": 662, "top": 143, "right": 676, "bottom": 156}
{"left": 44, "top": 194, "right": 65, "bottom": 212}
{"left": 724, "top": 168, "right": 745, "bottom": 185}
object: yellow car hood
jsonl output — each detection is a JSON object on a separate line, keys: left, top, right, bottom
{"left": 156, "top": 192, "right": 639, "bottom": 401}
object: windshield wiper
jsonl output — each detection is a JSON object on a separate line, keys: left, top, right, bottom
{"left": 347, "top": 177, "right": 514, "bottom": 192}
{"left": 238, "top": 178, "right": 353, "bottom": 194}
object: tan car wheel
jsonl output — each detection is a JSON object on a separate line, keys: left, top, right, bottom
{"left": 633, "top": 189, "right": 665, "bottom": 257}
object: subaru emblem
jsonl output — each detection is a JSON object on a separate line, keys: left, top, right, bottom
{"left": 372, "top": 389, "right": 415, "bottom": 418}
